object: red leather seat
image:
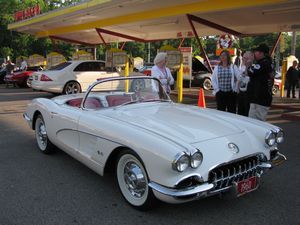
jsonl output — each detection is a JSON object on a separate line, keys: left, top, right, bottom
{"left": 106, "top": 95, "right": 131, "bottom": 107}
{"left": 67, "top": 97, "right": 102, "bottom": 109}
{"left": 84, "top": 97, "right": 102, "bottom": 109}
{"left": 67, "top": 98, "right": 82, "bottom": 107}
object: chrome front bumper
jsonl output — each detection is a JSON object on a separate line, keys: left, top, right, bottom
{"left": 23, "top": 113, "right": 32, "bottom": 128}
{"left": 149, "top": 151, "right": 287, "bottom": 204}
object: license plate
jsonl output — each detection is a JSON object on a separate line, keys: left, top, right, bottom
{"left": 237, "top": 176, "right": 257, "bottom": 196}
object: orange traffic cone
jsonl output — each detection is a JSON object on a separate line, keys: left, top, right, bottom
{"left": 197, "top": 88, "right": 206, "bottom": 108}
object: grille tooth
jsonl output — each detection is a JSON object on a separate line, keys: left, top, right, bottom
{"left": 208, "top": 155, "right": 261, "bottom": 192}
{"left": 212, "top": 171, "right": 217, "bottom": 181}
{"left": 243, "top": 163, "right": 248, "bottom": 179}
{"left": 238, "top": 165, "right": 242, "bottom": 181}
{"left": 225, "top": 168, "right": 231, "bottom": 186}
{"left": 233, "top": 167, "right": 237, "bottom": 182}
{"left": 219, "top": 169, "right": 224, "bottom": 188}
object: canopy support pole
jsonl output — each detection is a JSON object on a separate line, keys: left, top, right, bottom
{"left": 270, "top": 32, "right": 282, "bottom": 57}
{"left": 187, "top": 14, "right": 242, "bottom": 37}
{"left": 187, "top": 14, "right": 212, "bottom": 73}
{"left": 178, "top": 38, "right": 185, "bottom": 48}
{"left": 120, "top": 42, "right": 126, "bottom": 50}
{"left": 96, "top": 29, "right": 108, "bottom": 48}
{"left": 96, "top": 28, "right": 146, "bottom": 43}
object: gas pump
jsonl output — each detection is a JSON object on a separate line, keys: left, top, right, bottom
{"left": 72, "top": 50, "right": 93, "bottom": 60}
{"left": 28, "top": 54, "right": 46, "bottom": 68}
{"left": 46, "top": 52, "right": 66, "bottom": 69}
{"left": 105, "top": 48, "right": 130, "bottom": 91}
{"left": 105, "top": 48, "right": 129, "bottom": 75}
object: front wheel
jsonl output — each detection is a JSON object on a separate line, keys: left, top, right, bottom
{"left": 130, "top": 79, "right": 145, "bottom": 92}
{"left": 63, "top": 81, "right": 81, "bottom": 95}
{"left": 202, "top": 78, "right": 212, "bottom": 90}
{"left": 116, "top": 151, "right": 157, "bottom": 210}
{"left": 35, "top": 115, "right": 55, "bottom": 154}
{"left": 25, "top": 76, "right": 32, "bottom": 88}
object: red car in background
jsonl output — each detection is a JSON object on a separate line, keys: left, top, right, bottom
{"left": 272, "top": 77, "right": 282, "bottom": 95}
{"left": 137, "top": 63, "right": 154, "bottom": 76}
{"left": 4, "top": 66, "right": 43, "bottom": 88}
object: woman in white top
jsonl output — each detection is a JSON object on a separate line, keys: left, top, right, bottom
{"left": 151, "top": 52, "right": 174, "bottom": 94}
{"left": 211, "top": 50, "right": 240, "bottom": 113}
{"left": 237, "top": 51, "right": 254, "bottom": 116}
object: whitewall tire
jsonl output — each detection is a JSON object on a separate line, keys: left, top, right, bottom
{"left": 116, "top": 151, "right": 157, "bottom": 210}
{"left": 35, "top": 115, "right": 55, "bottom": 154}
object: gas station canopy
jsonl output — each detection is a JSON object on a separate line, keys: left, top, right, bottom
{"left": 8, "top": 0, "right": 300, "bottom": 45}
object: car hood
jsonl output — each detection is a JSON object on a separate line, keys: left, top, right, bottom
{"left": 102, "top": 103, "right": 244, "bottom": 143}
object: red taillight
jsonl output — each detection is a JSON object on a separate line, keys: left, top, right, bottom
{"left": 40, "top": 74, "right": 53, "bottom": 81}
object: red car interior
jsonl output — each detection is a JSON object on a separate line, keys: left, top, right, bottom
{"left": 67, "top": 97, "right": 102, "bottom": 109}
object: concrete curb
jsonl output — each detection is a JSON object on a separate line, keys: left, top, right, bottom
{"left": 281, "top": 111, "right": 300, "bottom": 121}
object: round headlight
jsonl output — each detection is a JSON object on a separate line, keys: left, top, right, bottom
{"left": 265, "top": 131, "right": 276, "bottom": 146}
{"left": 190, "top": 151, "right": 203, "bottom": 168}
{"left": 276, "top": 130, "right": 284, "bottom": 144}
{"left": 173, "top": 153, "right": 189, "bottom": 172}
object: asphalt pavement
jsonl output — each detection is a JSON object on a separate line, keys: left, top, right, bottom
{"left": 0, "top": 84, "right": 299, "bottom": 225}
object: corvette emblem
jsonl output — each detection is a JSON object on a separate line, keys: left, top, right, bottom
{"left": 228, "top": 143, "right": 239, "bottom": 154}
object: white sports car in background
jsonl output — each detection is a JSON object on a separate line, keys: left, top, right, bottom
{"left": 24, "top": 76, "right": 286, "bottom": 210}
{"left": 31, "top": 60, "right": 120, "bottom": 94}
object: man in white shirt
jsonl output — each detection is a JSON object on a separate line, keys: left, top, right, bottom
{"left": 20, "top": 57, "right": 27, "bottom": 71}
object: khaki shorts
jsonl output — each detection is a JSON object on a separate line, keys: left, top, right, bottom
{"left": 248, "top": 103, "right": 269, "bottom": 121}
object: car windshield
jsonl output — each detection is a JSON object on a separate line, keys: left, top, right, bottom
{"left": 48, "top": 62, "right": 72, "bottom": 71}
{"left": 82, "top": 77, "right": 170, "bottom": 109}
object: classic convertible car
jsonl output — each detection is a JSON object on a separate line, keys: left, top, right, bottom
{"left": 24, "top": 76, "right": 286, "bottom": 210}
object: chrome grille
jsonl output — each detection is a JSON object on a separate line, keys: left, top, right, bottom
{"left": 208, "top": 155, "right": 261, "bottom": 192}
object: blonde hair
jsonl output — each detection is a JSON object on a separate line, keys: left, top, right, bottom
{"left": 154, "top": 52, "right": 167, "bottom": 65}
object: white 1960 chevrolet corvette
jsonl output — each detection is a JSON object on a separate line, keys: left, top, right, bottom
{"left": 24, "top": 76, "right": 286, "bottom": 210}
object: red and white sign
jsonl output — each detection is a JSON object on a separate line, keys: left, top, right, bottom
{"left": 14, "top": 5, "right": 41, "bottom": 22}
{"left": 178, "top": 47, "right": 192, "bottom": 79}
{"left": 218, "top": 34, "right": 233, "bottom": 49}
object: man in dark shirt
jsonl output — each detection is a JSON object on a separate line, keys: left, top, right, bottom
{"left": 5, "top": 60, "right": 14, "bottom": 75}
{"left": 247, "top": 44, "right": 274, "bottom": 121}
{"left": 286, "top": 60, "right": 299, "bottom": 98}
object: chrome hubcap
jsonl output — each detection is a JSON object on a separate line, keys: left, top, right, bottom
{"left": 123, "top": 162, "right": 146, "bottom": 198}
{"left": 204, "top": 80, "right": 212, "bottom": 90}
{"left": 26, "top": 77, "right": 31, "bottom": 87}
{"left": 133, "top": 80, "right": 144, "bottom": 92}
{"left": 38, "top": 122, "right": 47, "bottom": 147}
{"left": 66, "top": 83, "right": 79, "bottom": 94}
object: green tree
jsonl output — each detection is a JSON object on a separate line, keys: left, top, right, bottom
{"left": 0, "top": 46, "right": 13, "bottom": 59}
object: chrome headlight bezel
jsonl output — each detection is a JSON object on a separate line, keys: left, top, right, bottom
{"left": 190, "top": 150, "right": 203, "bottom": 169}
{"left": 172, "top": 152, "right": 190, "bottom": 172}
{"left": 275, "top": 129, "right": 284, "bottom": 144}
{"left": 265, "top": 130, "right": 276, "bottom": 146}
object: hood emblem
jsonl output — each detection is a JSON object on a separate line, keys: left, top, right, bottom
{"left": 228, "top": 143, "right": 239, "bottom": 154}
